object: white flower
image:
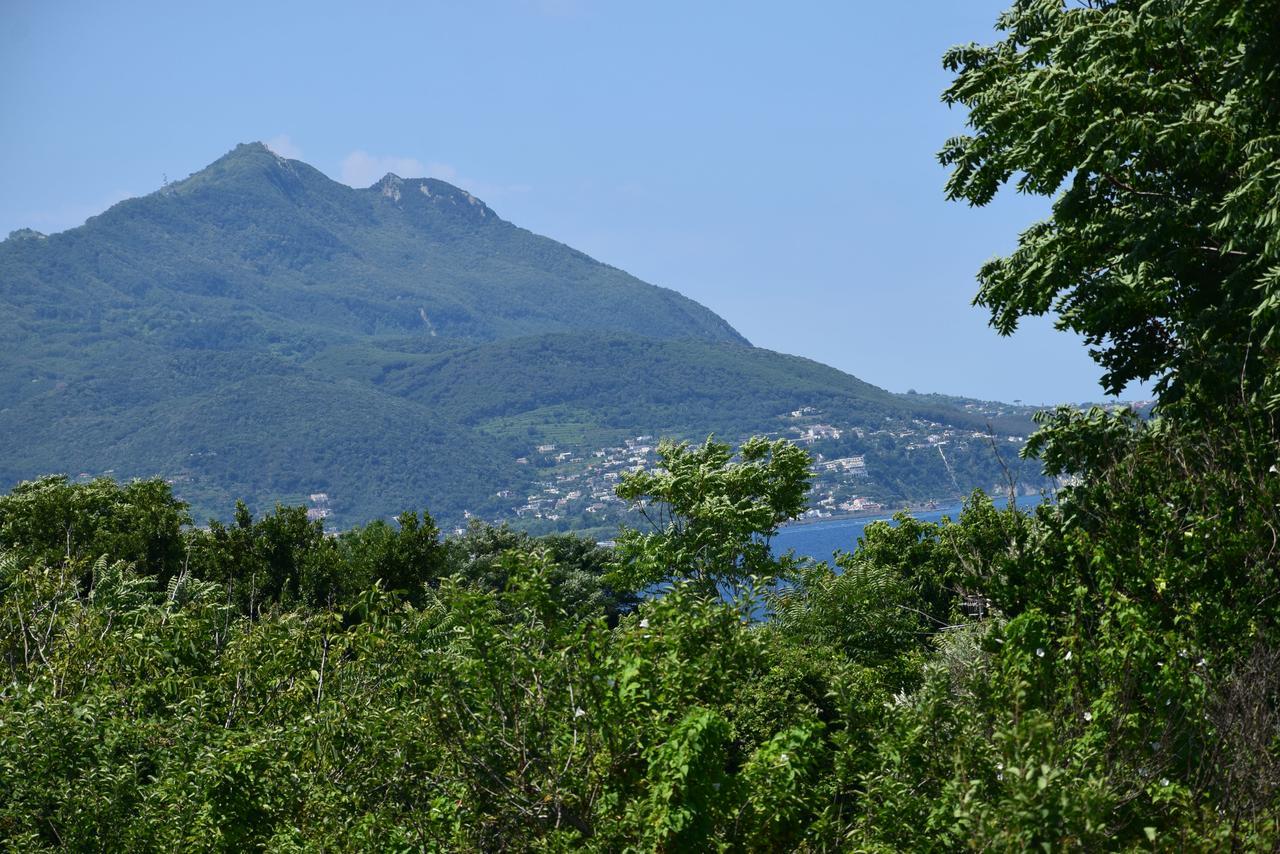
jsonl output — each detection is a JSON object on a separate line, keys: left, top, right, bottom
{"left": 1036, "top": 647, "right": 1045, "bottom": 658}
{"left": 574, "top": 707, "right": 586, "bottom": 719}
{"left": 1064, "top": 650, "right": 1072, "bottom": 661}
{"left": 1160, "top": 777, "right": 1170, "bottom": 787}
{"left": 1083, "top": 711, "right": 1093, "bottom": 722}
{"left": 1196, "top": 658, "right": 1207, "bottom": 667}
{"left": 638, "top": 618, "right": 649, "bottom": 629}
{"left": 779, "top": 753, "right": 790, "bottom": 763}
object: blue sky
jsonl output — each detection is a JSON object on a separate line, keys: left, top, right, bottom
{"left": 0, "top": 0, "right": 1141, "bottom": 404}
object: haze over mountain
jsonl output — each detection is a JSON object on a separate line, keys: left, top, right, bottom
{"left": 3, "top": 143, "right": 1041, "bottom": 527}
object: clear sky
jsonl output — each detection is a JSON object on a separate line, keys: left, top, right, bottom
{"left": 0, "top": 0, "right": 1144, "bottom": 404}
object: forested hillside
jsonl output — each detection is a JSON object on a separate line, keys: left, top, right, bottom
{"left": 1, "top": 143, "right": 1042, "bottom": 527}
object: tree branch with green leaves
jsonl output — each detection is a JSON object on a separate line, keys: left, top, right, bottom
{"left": 609, "top": 436, "right": 812, "bottom": 600}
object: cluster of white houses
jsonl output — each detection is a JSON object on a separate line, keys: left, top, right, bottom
{"left": 510, "top": 436, "right": 658, "bottom": 522}
{"left": 493, "top": 403, "right": 1036, "bottom": 527}
{"left": 506, "top": 424, "right": 887, "bottom": 525}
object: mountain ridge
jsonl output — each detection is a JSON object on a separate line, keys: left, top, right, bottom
{"left": 2, "top": 141, "right": 747, "bottom": 346}
{"left": 2, "top": 143, "right": 1043, "bottom": 528}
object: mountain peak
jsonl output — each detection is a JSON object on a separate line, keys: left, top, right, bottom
{"left": 12, "top": 142, "right": 1030, "bottom": 531}
{"left": 217, "top": 141, "right": 281, "bottom": 166}
{"left": 366, "top": 172, "right": 493, "bottom": 217}
{"left": 374, "top": 172, "right": 404, "bottom": 200}
{"left": 162, "top": 142, "right": 337, "bottom": 204}
{"left": 4, "top": 141, "right": 745, "bottom": 346}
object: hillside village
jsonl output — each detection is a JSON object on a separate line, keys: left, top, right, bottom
{"left": 463, "top": 399, "right": 1044, "bottom": 535}
{"left": 97, "top": 396, "right": 1065, "bottom": 534}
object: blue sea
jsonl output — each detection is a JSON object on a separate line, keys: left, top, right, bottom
{"left": 771, "top": 505, "right": 964, "bottom": 563}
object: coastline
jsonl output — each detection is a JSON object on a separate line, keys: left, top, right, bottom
{"left": 778, "top": 498, "right": 967, "bottom": 529}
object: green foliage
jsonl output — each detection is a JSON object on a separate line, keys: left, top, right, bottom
{"left": 0, "top": 475, "right": 191, "bottom": 585}
{"left": 770, "top": 557, "right": 921, "bottom": 666}
{"left": 942, "top": 0, "right": 1280, "bottom": 409}
{"left": 2, "top": 419, "right": 1278, "bottom": 846}
{"left": 188, "top": 501, "right": 335, "bottom": 614}
{"left": 446, "top": 519, "right": 637, "bottom": 619}
{"left": 910, "top": 8, "right": 1280, "bottom": 839}
{"left": 0, "top": 512, "right": 869, "bottom": 849}
{"left": 1022, "top": 404, "right": 1144, "bottom": 477}
{"left": 336, "top": 511, "right": 446, "bottom": 607}
{"left": 612, "top": 437, "right": 812, "bottom": 597}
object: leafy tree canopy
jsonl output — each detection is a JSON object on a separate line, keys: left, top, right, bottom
{"left": 0, "top": 475, "right": 190, "bottom": 584}
{"left": 611, "top": 437, "right": 812, "bottom": 598}
{"left": 942, "top": 0, "right": 1280, "bottom": 408}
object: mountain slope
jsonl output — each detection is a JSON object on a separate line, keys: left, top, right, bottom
{"left": 0, "top": 142, "right": 745, "bottom": 348}
{"left": 2, "top": 144, "right": 1042, "bottom": 527}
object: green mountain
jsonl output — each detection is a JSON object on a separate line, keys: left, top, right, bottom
{"left": 2, "top": 143, "right": 1043, "bottom": 528}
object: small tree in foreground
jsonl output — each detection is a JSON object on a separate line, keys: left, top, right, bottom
{"left": 610, "top": 436, "right": 812, "bottom": 599}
